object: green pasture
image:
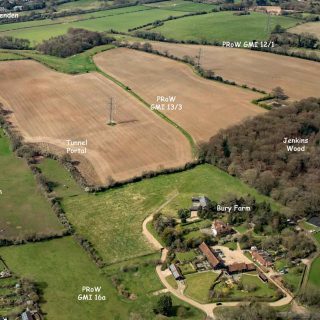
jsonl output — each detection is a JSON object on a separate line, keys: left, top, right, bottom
{"left": 0, "top": 238, "right": 204, "bottom": 319}
{"left": 184, "top": 271, "right": 219, "bottom": 303}
{"left": 1, "top": 8, "right": 185, "bottom": 43}
{"left": 38, "top": 161, "right": 284, "bottom": 265}
{"left": 0, "top": 130, "right": 63, "bottom": 239}
{"left": 308, "top": 256, "right": 320, "bottom": 288}
{"left": 153, "top": 11, "right": 300, "bottom": 42}
{"left": 0, "top": 5, "right": 151, "bottom": 33}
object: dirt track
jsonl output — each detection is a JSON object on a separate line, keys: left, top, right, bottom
{"left": 94, "top": 48, "right": 264, "bottom": 143}
{"left": 0, "top": 60, "right": 192, "bottom": 185}
{"left": 141, "top": 42, "right": 320, "bottom": 100}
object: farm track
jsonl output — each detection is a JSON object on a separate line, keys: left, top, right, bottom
{"left": 94, "top": 48, "right": 264, "bottom": 143}
{"left": 0, "top": 60, "right": 192, "bottom": 186}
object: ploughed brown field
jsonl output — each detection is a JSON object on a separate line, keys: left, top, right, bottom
{"left": 289, "top": 22, "right": 320, "bottom": 39}
{"left": 0, "top": 60, "right": 192, "bottom": 185}
{"left": 139, "top": 42, "right": 320, "bottom": 100}
{"left": 94, "top": 48, "right": 264, "bottom": 143}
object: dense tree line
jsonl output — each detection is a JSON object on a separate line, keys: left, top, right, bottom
{"left": 270, "top": 30, "right": 319, "bottom": 49}
{"left": 200, "top": 98, "right": 320, "bottom": 218}
{"left": 37, "top": 28, "right": 115, "bottom": 57}
{"left": 0, "top": 36, "right": 30, "bottom": 49}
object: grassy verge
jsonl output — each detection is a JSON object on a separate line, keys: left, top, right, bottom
{"left": 166, "top": 275, "right": 178, "bottom": 289}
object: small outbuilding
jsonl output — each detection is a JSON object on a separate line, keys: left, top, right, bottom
{"left": 169, "top": 263, "right": 184, "bottom": 280}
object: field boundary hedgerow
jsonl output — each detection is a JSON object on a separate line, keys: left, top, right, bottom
{"left": 117, "top": 41, "right": 268, "bottom": 97}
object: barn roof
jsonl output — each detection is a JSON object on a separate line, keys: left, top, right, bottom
{"left": 199, "top": 242, "right": 220, "bottom": 268}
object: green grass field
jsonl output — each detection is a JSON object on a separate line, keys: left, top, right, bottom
{"left": 1, "top": 7, "right": 185, "bottom": 43}
{"left": 175, "top": 250, "right": 197, "bottom": 263}
{"left": 166, "top": 274, "right": 178, "bottom": 289}
{"left": 184, "top": 271, "right": 219, "bottom": 303}
{"left": 214, "top": 274, "right": 278, "bottom": 301}
{"left": 283, "top": 266, "right": 304, "bottom": 294}
{"left": 153, "top": 11, "right": 299, "bottom": 42}
{"left": 145, "top": 0, "right": 218, "bottom": 12}
{"left": 0, "top": 238, "right": 204, "bottom": 319}
{"left": 0, "top": 5, "right": 151, "bottom": 33}
{"left": 38, "top": 161, "right": 283, "bottom": 265}
{"left": 308, "top": 256, "right": 320, "bottom": 288}
{"left": 0, "top": 130, "right": 63, "bottom": 239}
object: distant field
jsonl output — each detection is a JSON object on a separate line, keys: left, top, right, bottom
{"left": 0, "top": 130, "right": 63, "bottom": 239}
{"left": 40, "top": 161, "right": 283, "bottom": 264}
{"left": 289, "top": 21, "right": 320, "bottom": 38}
{"left": 0, "top": 6, "right": 150, "bottom": 34}
{"left": 145, "top": 0, "right": 218, "bottom": 12}
{"left": 0, "top": 60, "right": 192, "bottom": 185}
{"left": 94, "top": 48, "right": 263, "bottom": 142}
{"left": 147, "top": 41, "right": 320, "bottom": 100}
{"left": 58, "top": 0, "right": 103, "bottom": 11}
{"left": 0, "top": 7, "right": 185, "bottom": 42}
{"left": 152, "top": 11, "right": 299, "bottom": 42}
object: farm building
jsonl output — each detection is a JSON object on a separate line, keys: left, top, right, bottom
{"left": 21, "top": 311, "right": 33, "bottom": 320}
{"left": 253, "top": 6, "right": 282, "bottom": 15}
{"left": 199, "top": 242, "right": 222, "bottom": 269}
{"left": 227, "top": 262, "right": 255, "bottom": 275}
{"left": 169, "top": 263, "right": 184, "bottom": 280}
{"left": 258, "top": 272, "right": 268, "bottom": 282}
{"left": 190, "top": 196, "right": 210, "bottom": 212}
{"left": 307, "top": 216, "right": 320, "bottom": 228}
{"left": 251, "top": 250, "right": 273, "bottom": 267}
{"left": 211, "top": 220, "right": 232, "bottom": 237}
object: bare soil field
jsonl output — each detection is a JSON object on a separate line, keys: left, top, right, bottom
{"left": 94, "top": 48, "right": 263, "bottom": 143}
{"left": 289, "top": 22, "right": 320, "bottom": 38}
{"left": 141, "top": 42, "right": 320, "bottom": 100}
{"left": 0, "top": 60, "right": 192, "bottom": 185}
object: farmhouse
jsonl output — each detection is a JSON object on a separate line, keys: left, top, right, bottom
{"left": 211, "top": 220, "right": 232, "bottom": 237}
{"left": 227, "top": 262, "right": 255, "bottom": 275}
{"left": 251, "top": 250, "right": 273, "bottom": 267}
{"left": 169, "top": 263, "right": 184, "bottom": 280}
{"left": 199, "top": 242, "right": 222, "bottom": 269}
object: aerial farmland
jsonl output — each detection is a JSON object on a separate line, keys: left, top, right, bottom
{"left": 0, "top": 0, "right": 319, "bottom": 319}
{"left": 94, "top": 48, "right": 264, "bottom": 142}
{"left": 142, "top": 41, "right": 320, "bottom": 100}
{"left": 0, "top": 60, "right": 192, "bottom": 185}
